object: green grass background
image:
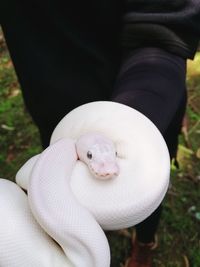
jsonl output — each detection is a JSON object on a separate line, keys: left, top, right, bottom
{"left": 0, "top": 30, "right": 200, "bottom": 266}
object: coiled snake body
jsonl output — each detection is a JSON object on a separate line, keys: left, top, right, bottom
{"left": 0, "top": 102, "right": 170, "bottom": 267}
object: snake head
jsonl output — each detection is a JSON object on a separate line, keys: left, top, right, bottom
{"left": 86, "top": 144, "right": 119, "bottom": 179}
{"left": 76, "top": 132, "right": 120, "bottom": 180}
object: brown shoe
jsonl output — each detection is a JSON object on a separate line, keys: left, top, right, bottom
{"left": 124, "top": 236, "right": 158, "bottom": 267}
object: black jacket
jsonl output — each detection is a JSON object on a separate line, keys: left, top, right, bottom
{"left": 123, "top": 0, "right": 200, "bottom": 58}
{"left": 1, "top": 0, "right": 200, "bottom": 59}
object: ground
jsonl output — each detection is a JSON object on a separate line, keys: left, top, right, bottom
{"left": 0, "top": 30, "right": 199, "bottom": 266}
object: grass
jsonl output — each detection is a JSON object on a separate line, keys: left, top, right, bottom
{"left": 0, "top": 30, "right": 200, "bottom": 266}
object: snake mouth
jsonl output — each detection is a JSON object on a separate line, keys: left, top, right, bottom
{"left": 89, "top": 164, "right": 119, "bottom": 180}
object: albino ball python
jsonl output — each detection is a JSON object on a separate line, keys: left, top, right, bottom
{"left": 0, "top": 101, "right": 170, "bottom": 267}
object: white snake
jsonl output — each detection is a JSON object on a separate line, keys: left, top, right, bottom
{"left": 0, "top": 101, "right": 170, "bottom": 267}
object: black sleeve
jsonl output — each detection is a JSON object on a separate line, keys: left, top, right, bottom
{"left": 122, "top": 0, "right": 200, "bottom": 59}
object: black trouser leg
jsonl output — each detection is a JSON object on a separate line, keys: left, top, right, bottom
{"left": 1, "top": 3, "right": 121, "bottom": 148}
{"left": 111, "top": 48, "right": 187, "bottom": 243}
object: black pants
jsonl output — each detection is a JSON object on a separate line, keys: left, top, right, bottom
{"left": 113, "top": 48, "right": 187, "bottom": 243}
{"left": 1, "top": 7, "right": 187, "bottom": 243}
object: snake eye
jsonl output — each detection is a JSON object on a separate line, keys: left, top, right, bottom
{"left": 87, "top": 151, "right": 92, "bottom": 159}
